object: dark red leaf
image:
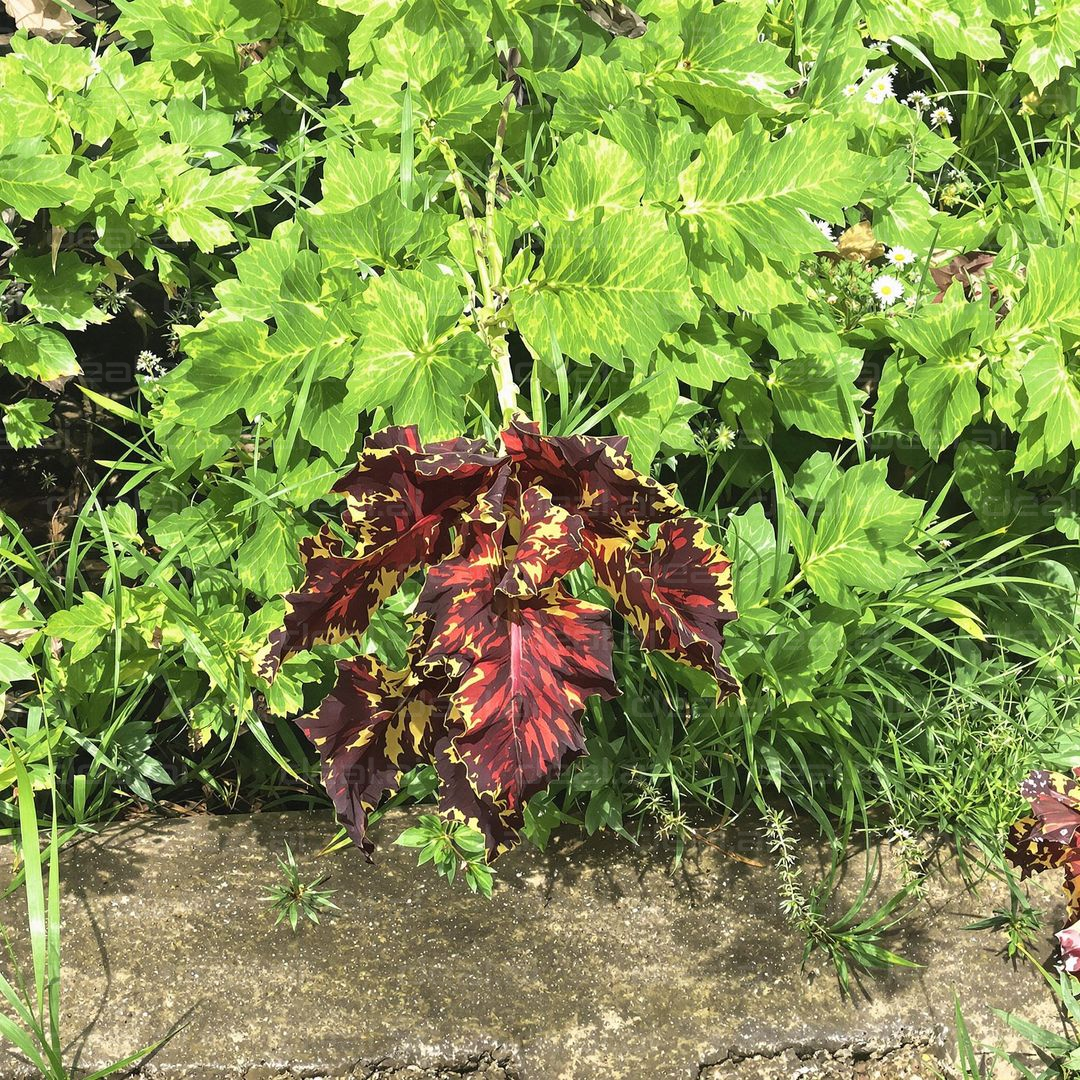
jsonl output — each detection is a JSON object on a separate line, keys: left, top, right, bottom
{"left": 585, "top": 518, "right": 738, "bottom": 693}
{"left": 261, "top": 426, "right": 505, "bottom": 677}
{"left": 501, "top": 419, "right": 685, "bottom": 541}
{"left": 496, "top": 484, "right": 587, "bottom": 598}
{"left": 417, "top": 526, "right": 618, "bottom": 814}
{"left": 298, "top": 655, "right": 448, "bottom": 855}
{"left": 433, "top": 737, "right": 522, "bottom": 858}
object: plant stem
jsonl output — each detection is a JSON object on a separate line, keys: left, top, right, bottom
{"left": 484, "top": 92, "right": 514, "bottom": 290}
{"left": 490, "top": 331, "right": 519, "bottom": 424}
{"left": 433, "top": 127, "right": 520, "bottom": 425}
{"left": 433, "top": 136, "right": 494, "bottom": 311}
{"left": 484, "top": 93, "right": 519, "bottom": 424}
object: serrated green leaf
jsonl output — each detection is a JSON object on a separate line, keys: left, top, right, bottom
{"left": 861, "top": 0, "right": 1004, "bottom": 60}
{"left": 661, "top": 0, "right": 797, "bottom": 123}
{"left": 1012, "top": 0, "right": 1080, "bottom": 90}
{"left": 46, "top": 593, "right": 115, "bottom": 663}
{"left": 515, "top": 208, "right": 698, "bottom": 367}
{"left": 1014, "top": 340, "right": 1080, "bottom": 472}
{"left": 769, "top": 350, "right": 865, "bottom": 440}
{"left": 0, "top": 139, "right": 77, "bottom": 218}
{"left": 2, "top": 398, "right": 52, "bottom": 451}
{"left": 13, "top": 253, "right": 109, "bottom": 332}
{"left": 797, "top": 461, "right": 924, "bottom": 607}
{"left": 679, "top": 117, "right": 873, "bottom": 268}
{"left": 1, "top": 325, "right": 80, "bottom": 385}
{"left": 347, "top": 269, "right": 488, "bottom": 438}
{"left": 538, "top": 132, "right": 645, "bottom": 227}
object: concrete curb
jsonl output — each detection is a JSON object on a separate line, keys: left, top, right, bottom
{"left": 0, "top": 811, "right": 1063, "bottom": 1079}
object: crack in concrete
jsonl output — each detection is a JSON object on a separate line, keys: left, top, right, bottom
{"left": 695, "top": 1030, "right": 947, "bottom": 1075}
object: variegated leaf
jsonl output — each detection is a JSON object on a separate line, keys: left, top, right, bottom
{"left": 586, "top": 518, "right": 737, "bottom": 694}
{"left": 261, "top": 426, "right": 505, "bottom": 676}
{"left": 298, "top": 655, "right": 447, "bottom": 855}
{"left": 433, "top": 736, "right": 522, "bottom": 859}
{"left": 496, "top": 484, "right": 586, "bottom": 599}
{"left": 501, "top": 419, "right": 685, "bottom": 541}
{"left": 418, "top": 527, "right": 618, "bottom": 814}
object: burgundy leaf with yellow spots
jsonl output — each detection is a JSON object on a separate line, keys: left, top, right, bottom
{"left": 260, "top": 426, "right": 505, "bottom": 677}
{"left": 502, "top": 419, "right": 685, "bottom": 540}
{"left": 298, "top": 655, "right": 447, "bottom": 855}
{"left": 418, "top": 526, "right": 618, "bottom": 813}
{"left": 264, "top": 421, "right": 738, "bottom": 859}
{"left": 585, "top": 519, "right": 738, "bottom": 694}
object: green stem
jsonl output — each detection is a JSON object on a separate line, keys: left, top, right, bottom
{"left": 484, "top": 92, "right": 513, "bottom": 291}
{"left": 434, "top": 128, "right": 520, "bottom": 426}
{"left": 433, "top": 136, "right": 494, "bottom": 311}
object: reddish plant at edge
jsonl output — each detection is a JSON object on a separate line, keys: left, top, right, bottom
{"left": 261, "top": 421, "right": 738, "bottom": 858}
{"left": 1007, "top": 768, "right": 1080, "bottom": 972}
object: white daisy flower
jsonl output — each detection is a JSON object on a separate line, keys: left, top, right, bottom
{"left": 872, "top": 274, "right": 905, "bottom": 307}
{"left": 813, "top": 219, "right": 835, "bottom": 243}
{"left": 870, "top": 72, "right": 895, "bottom": 96}
{"left": 867, "top": 40, "right": 890, "bottom": 54}
{"left": 930, "top": 106, "right": 953, "bottom": 128}
{"left": 886, "top": 245, "right": 916, "bottom": 267}
{"left": 842, "top": 83, "right": 859, "bottom": 98}
{"left": 905, "top": 90, "right": 929, "bottom": 110}
{"left": 865, "top": 85, "right": 888, "bottom": 105}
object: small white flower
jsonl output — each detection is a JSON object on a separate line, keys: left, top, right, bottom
{"left": 930, "top": 106, "right": 953, "bottom": 128}
{"left": 135, "top": 349, "right": 163, "bottom": 377}
{"left": 903, "top": 293, "right": 917, "bottom": 308}
{"left": 886, "top": 245, "right": 916, "bottom": 267}
{"left": 872, "top": 274, "right": 905, "bottom": 307}
{"left": 813, "top": 219, "right": 835, "bottom": 243}
{"left": 867, "top": 39, "right": 890, "bottom": 54}
{"left": 842, "top": 83, "right": 859, "bottom": 98}
{"left": 869, "top": 72, "right": 895, "bottom": 96}
{"left": 905, "top": 90, "right": 929, "bottom": 110}
{"left": 865, "top": 85, "right": 888, "bottom": 105}
{"left": 252, "top": 413, "right": 263, "bottom": 425}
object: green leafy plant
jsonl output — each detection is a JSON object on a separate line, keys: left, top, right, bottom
{"left": 263, "top": 841, "right": 339, "bottom": 930}
{"left": 761, "top": 807, "right": 917, "bottom": 995}
{"left": 395, "top": 813, "right": 495, "bottom": 897}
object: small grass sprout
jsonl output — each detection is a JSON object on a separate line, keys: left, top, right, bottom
{"left": 264, "top": 842, "right": 338, "bottom": 931}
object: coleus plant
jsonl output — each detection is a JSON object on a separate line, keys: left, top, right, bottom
{"left": 262, "top": 420, "right": 737, "bottom": 858}
{"left": 1007, "top": 769, "right": 1080, "bottom": 972}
